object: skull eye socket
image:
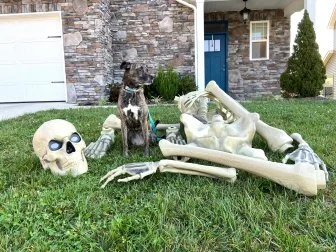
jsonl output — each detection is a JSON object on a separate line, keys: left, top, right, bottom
{"left": 49, "top": 140, "right": 63, "bottom": 151}
{"left": 70, "top": 133, "right": 81, "bottom": 143}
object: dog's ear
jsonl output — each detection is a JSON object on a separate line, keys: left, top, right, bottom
{"left": 120, "top": 61, "right": 131, "bottom": 70}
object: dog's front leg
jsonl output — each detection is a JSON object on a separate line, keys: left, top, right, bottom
{"left": 120, "top": 119, "right": 129, "bottom": 157}
{"left": 143, "top": 120, "right": 150, "bottom": 156}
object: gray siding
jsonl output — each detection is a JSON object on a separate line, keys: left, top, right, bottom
{"left": 326, "top": 53, "right": 336, "bottom": 99}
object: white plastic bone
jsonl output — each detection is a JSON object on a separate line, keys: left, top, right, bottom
{"left": 176, "top": 91, "right": 234, "bottom": 123}
{"left": 175, "top": 91, "right": 209, "bottom": 122}
{"left": 100, "top": 159, "right": 237, "bottom": 187}
{"left": 158, "top": 159, "right": 236, "bottom": 182}
{"left": 159, "top": 140, "right": 326, "bottom": 196}
{"left": 181, "top": 112, "right": 267, "bottom": 160}
{"left": 84, "top": 114, "right": 117, "bottom": 159}
{"left": 204, "top": 81, "right": 293, "bottom": 153}
{"left": 284, "top": 133, "right": 329, "bottom": 181}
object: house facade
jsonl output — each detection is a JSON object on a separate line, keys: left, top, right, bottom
{"left": 323, "top": 3, "right": 336, "bottom": 99}
{"left": 0, "top": 0, "right": 308, "bottom": 104}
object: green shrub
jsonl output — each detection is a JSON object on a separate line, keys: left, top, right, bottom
{"left": 154, "top": 66, "right": 180, "bottom": 100}
{"left": 280, "top": 10, "right": 326, "bottom": 97}
{"left": 145, "top": 66, "right": 197, "bottom": 101}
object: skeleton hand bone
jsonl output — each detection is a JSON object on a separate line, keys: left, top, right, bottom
{"left": 100, "top": 162, "right": 159, "bottom": 187}
{"left": 165, "top": 126, "right": 189, "bottom": 162}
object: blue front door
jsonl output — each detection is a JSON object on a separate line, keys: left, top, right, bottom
{"left": 204, "top": 34, "right": 227, "bottom": 92}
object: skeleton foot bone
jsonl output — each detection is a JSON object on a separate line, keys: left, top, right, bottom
{"left": 283, "top": 133, "right": 329, "bottom": 181}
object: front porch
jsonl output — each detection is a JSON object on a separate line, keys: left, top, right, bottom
{"left": 178, "top": 0, "right": 310, "bottom": 98}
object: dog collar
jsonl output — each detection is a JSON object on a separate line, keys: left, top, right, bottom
{"left": 124, "top": 86, "right": 142, "bottom": 93}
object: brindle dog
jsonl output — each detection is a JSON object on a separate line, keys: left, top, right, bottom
{"left": 118, "top": 61, "right": 154, "bottom": 156}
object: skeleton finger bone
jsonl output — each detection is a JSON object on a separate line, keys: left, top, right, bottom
{"left": 159, "top": 140, "right": 326, "bottom": 196}
{"left": 117, "top": 174, "right": 142, "bottom": 182}
{"left": 205, "top": 81, "right": 293, "bottom": 153}
{"left": 100, "top": 169, "right": 124, "bottom": 188}
{"left": 100, "top": 166, "right": 124, "bottom": 182}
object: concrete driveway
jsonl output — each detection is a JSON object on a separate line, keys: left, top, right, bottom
{"left": 0, "top": 102, "right": 77, "bottom": 121}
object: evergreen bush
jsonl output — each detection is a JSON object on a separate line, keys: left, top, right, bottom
{"left": 280, "top": 10, "right": 326, "bottom": 97}
{"left": 155, "top": 66, "right": 180, "bottom": 100}
{"left": 179, "top": 74, "right": 197, "bottom": 95}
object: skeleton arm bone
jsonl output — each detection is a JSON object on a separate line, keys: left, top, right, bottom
{"left": 100, "top": 160, "right": 237, "bottom": 187}
{"left": 158, "top": 159, "right": 237, "bottom": 182}
{"left": 159, "top": 140, "right": 326, "bottom": 196}
{"left": 84, "top": 114, "right": 118, "bottom": 159}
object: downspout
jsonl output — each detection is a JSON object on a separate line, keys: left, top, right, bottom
{"left": 175, "top": 0, "right": 198, "bottom": 86}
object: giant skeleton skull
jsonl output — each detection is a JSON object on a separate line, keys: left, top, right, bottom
{"left": 33, "top": 119, "right": 88, "bottom": 176}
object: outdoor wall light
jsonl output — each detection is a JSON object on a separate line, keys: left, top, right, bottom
{"left": 240, "top": 0, "right": 251, "bottom": 24}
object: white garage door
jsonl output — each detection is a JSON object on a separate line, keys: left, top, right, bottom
{"left": 0, "top": 12, "right": 66, "bottom": 103}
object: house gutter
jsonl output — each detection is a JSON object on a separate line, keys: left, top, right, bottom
{"left": 175, "top": 0, "right": 198, "bottom": 87}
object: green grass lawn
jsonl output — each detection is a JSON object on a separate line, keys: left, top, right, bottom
{"left": 0, "top": 100, "right": 335, "bottom": 251}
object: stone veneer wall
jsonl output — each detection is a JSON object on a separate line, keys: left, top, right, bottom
{"left": 0, "top": 0, "right": 113, "bottom": 104}
{"left": 110, "top": 0, "right": 195, "bottom": 85}
{"left": 205, "top": 10, "right": 290, "bottom": 99}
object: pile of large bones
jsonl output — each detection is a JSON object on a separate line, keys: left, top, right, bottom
{"left": 33, "top": 81, "right": 329, "bottom": 196}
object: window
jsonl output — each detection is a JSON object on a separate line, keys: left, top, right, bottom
{"left": 204, "top": 38, "right": 221, "bottom": 52}
{"left": 250, "top": 21, "right": 269, "bottom": 60}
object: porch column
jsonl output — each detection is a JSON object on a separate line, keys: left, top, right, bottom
{"left": 196, "top": 0, "right": 205, "bottom": 91}
{"left": 304, "top": 0, "right": 316, "bottom": 24}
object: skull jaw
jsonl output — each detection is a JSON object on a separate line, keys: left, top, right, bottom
{"left": 43, "top": 152, "right": 88, "bottom": 177}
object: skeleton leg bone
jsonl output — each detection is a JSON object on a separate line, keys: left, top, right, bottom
{"left": 204, "top": 81, "right": 293, "bottom": 153}
{"left": 159, "top": 139, "right": 326, "bottom": 196}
